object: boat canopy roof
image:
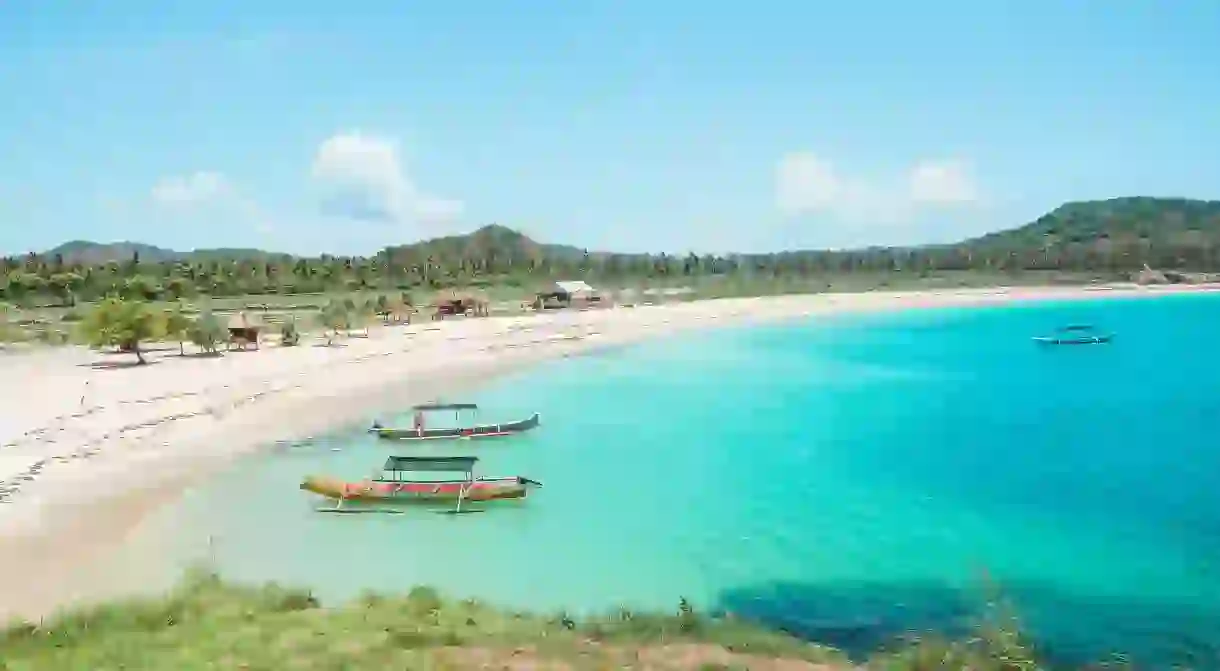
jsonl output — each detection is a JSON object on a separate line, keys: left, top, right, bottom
{"left": 383, "top": 456, "right": 478, "bottom": 472}
{"left": 412, "top": 402, "right": 478, "bottom": 411}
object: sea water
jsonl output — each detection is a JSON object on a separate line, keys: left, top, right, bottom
{"left": 127, "top": 293, "right": 1220, "bottom": 668}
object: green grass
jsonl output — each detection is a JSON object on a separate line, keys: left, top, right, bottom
{"left": 0, "top": 571, "right": 851, "bottom": 670}
{"left": 0, "top": 569, "right": 1127, "bottom": 670}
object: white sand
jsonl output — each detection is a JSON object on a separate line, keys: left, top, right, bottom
{"left": 0, "top": 284, "right": 1214, "bottom": 619}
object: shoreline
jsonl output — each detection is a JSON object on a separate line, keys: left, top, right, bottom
{"left": 2, "top": 283, "right": 1217, "bottom": 621}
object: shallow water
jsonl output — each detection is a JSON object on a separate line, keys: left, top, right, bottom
{"left": 127, "top": 293, "right": 1220, "bottom": 668}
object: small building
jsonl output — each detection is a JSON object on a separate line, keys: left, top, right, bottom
{"left": 534, "top": 280, "right": 603, "bottom": 310}
{"left": 226, "top": 311, "right": 264, "bottom": 350}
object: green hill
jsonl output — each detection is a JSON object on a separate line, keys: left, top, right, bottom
{"left": 963, "top": 196, "right": 1220, "bottom": 250}
{"left": 380, "top": 223, "right": 586, "bottom": 266}
{"left": 42, "top": 241, "right": 286, "bottom": 266}
{"left": 30, "top": 197, "right": 1220, "bottom": 266}
{"left": 43, "top": 240, "right": 181, "bottom": 265}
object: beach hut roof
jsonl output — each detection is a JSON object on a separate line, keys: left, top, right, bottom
{"left": 554, "top": 280, "right": 594, "bottom": 295}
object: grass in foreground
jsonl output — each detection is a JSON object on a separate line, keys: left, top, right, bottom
{"left": 0, "top": 570, "right": 1106, "bottom": 671}
{"left": 0, "top": 570, "right": 848, "bottom": 670}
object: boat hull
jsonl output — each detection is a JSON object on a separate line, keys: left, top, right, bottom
{"left": 1033, "top": 334, "right": 1114, "bottom": 345}
{"left": 371, "top": 412, "right": 541, "bottom": 441}
{"left": 300, "top": 475, "right": 531, "bottom": 504}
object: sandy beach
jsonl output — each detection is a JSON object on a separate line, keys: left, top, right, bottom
{"left": 1, "top": 283, "right": 1215, "bottom": 621}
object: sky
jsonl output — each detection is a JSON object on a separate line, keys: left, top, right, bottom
{"left": 1, "top": 1, "right": 1218, "bottom": 256}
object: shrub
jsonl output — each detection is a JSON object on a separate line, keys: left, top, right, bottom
{"left": 189, "top": 312, "right": 227, "bottom": 354}
{"left": 280, "top": 318, "right": 301, "bottom": 346}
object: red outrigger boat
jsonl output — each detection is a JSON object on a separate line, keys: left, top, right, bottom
{"left": 301, "top": 456, "right": 542, "bottom": 514}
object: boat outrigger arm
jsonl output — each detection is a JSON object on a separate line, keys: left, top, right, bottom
{"left": 382, "top": 455, "right": 478, "bottom": 514}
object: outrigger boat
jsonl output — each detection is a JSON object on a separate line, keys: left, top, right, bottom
{"left": 301, "top": 456, "right": 542, "bottom": 514}
{"left": 1032, "top": 324, "right": 1115, "bottom": 345}
{"left": 369, "top": 403, "right": 541, "bottom": 441}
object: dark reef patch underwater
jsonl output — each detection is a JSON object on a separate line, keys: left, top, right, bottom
{"left": 717, "top": 579, "right": 1220, "bottom": 668}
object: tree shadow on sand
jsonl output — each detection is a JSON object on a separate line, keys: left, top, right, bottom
{"left": 137, "top": 344, "right": 180, "bottom": 353}
{"left": 713, "top": 579, "right": 1220, "bottom": 669}
{"left": 182, "top": 351, "right": 225, "bottom": 359}
{"left": 77, "top": 358, "right": 164, "bottom": 370}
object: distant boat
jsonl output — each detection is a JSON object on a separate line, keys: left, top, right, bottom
{"left": 1033, "top": 324, "right": 1114, "bottom": 345}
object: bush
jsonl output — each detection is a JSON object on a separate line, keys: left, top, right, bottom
{"left": 189, "top": 312, "right": 227, "bottom": 354}
{"left": 280, "top": 318, "right": 301, "bottom": 346}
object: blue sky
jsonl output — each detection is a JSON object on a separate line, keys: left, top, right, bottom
{"left": 1, "top": 1, "right": 1217, "bottom": 255}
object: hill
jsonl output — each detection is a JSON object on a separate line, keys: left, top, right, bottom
{"left": 44, "top": 240, "right": 182, "bottom": 265}
{"left": 36, "top": 197, "right": 1220, "bottom": 265}
{"left": 37, "top": 226, "right": 569, "bottom": 267}
{"left": 42, "top": 241, "right": 287, "bottom": 265}
{"left": 379, "top": 223, "right": 587, "bottom": 265}
{"left": 963, "top": 196, "right": 1220, "bottom": 250}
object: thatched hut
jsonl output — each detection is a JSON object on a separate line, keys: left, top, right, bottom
{"left": 534, "top": 280, "right": 603, "bottom": 310}
{"left": 226, "top": 311, "right": 265, "bottom": 350}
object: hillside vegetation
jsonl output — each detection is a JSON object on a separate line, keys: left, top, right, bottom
{"left": 0, "top": 571, "right": 1071, "bottom": 670}
{"left": 4, "top": 197, "right": 1219, "bottom": 308}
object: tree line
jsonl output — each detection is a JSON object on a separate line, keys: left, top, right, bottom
{"left": 6, "top": 197, "right": 1220, "bottom": 306}
{"left": 0, "top": 239, "right": 1212, "bottom": 307}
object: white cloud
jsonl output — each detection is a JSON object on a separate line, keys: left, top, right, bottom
{"left": 310, "top": 131, "right": 463, "bottom": 225}
{"left": 775, "top": 152, "right": 981, "bottom": 222}
{"left": 151, "top": 171, "right": 230, "bottom": 205}
{"left": 149, "top": 170, "right": 276, "bottom": 236}
{"left": 908, "top": 159, "right": 977, "bottom": 204}
{"left": 776, "top": 152, "right": 841, "bottom": 215}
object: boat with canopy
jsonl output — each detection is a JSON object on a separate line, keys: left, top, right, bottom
{"left": 300, "top": 455, "right": 542, "bottom": 514}
{"left": 1032, "top": 324, "right": 1115, "bottom": 345}
{"left": 369, "top": 402, "right": 541, "bottom": 441}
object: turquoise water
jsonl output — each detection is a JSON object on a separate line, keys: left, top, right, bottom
{"left": 132, "top": 294, "right": 1220, "bottom": 668}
